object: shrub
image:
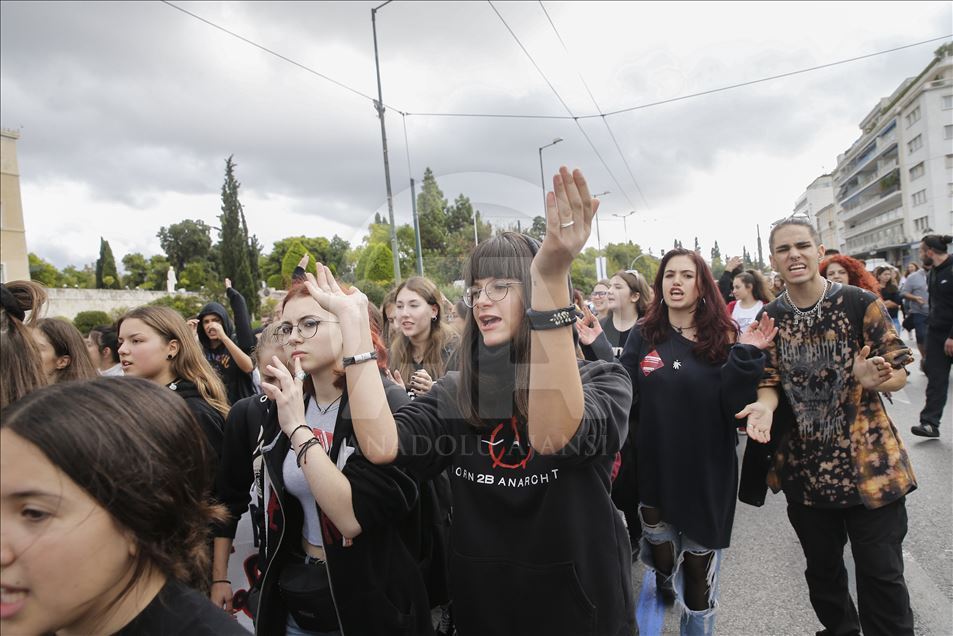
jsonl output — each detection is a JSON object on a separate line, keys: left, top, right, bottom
{"left": 73, "top": 310, "right": 112, "bottom": 336}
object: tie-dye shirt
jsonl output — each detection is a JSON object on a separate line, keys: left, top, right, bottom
{"left": 759, "top": 282, "right": 916, "bottom": 509}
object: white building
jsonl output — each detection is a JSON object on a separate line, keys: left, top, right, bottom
{"left": 833, "top": 44, "right": 953, "bottom": 266}
{"left": 792, "top": 174, "right": 840, "bottom": 250}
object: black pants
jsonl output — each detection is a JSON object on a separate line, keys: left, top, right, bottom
{"left": 786, "top": 498, "right": 913, "bottom": 636}
{"left": 920, "top": 327, "right": 952, "bottom": 428}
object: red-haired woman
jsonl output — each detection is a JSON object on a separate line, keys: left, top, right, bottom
{"left": 213, "top": 282, "right": 432, "bottom": 635}
{"left": 820, "top": 254, "right": 880, "bottom": 294}
{"left": 620, "top": 248, "right": 776, "bottom": 634}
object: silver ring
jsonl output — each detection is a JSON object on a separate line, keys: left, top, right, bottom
{"left": 560, "top": 220, "right": 575, "bottom": 228}
{"left": 295, "top": 371, "right": 307, "bottom": 382}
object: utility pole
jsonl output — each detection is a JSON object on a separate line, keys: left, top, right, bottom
{"left": 371, "top": 1, "right": 401, "bottom": 281}
{"left": 410, "top": 178, "right": 423, "bottom": 275}
{"left": 756, "top": 224, "right": 765, "bottom": 269}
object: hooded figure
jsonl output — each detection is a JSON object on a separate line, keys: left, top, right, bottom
{"left": 197, "top": 286, "right": 255, "bottom": 405}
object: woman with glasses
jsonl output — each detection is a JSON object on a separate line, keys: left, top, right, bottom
{"left": 304, "top": 167, "right": 637, "bottom": 635}
{"left": 590, "top": 279, "right": 611, "bottom": 320}
{"left": 388, "top": 276, "right": 459, "bottom": 398}
{"left": 619, "top": 249, "right": 776, "bottom": 635}
{"left": 221, "top": 283, "right": 432, "bottom": 635}
{"left": 602, "top": 269, "right": 652, "bottom": 355}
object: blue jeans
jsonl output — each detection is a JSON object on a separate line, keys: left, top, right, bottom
{"left": 638, "top": 504, "right": 723, "bottom": 636}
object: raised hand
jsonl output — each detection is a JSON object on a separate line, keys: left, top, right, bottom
{"left": 384, "top": 368, "right": 406, "bottom": 390}
{"left": 735, "top": 401, "right": 773, "bottom": 443}
{"left": 738, "top": 315, "right": 778, "bottom": 350}
{"left": 575, "top": 305, "right": 603, "bottom": 346}
{"left": 532, "top": 166, "right": 599, "bottom": 278}
{"left": 224, "top": 278, "right": 232, "bottom": 289}
{"left": 852, "top": 345, "right": 893, "bottom": 389}
{"left": 303, "top": 265, "right": 367, "bottom": 320}
{"left": 260, "top": 355, "right": 307, "bottom": 438}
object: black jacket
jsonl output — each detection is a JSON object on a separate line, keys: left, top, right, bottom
{"left": 927, "top": 255, "right": 953, "bottom": 338}
{"left": 390, "top": 360, "right": 636, "bottom": 636}
{"left": 198, "top": 288, "right": 255, "bottom": 405}
{"left": 114, "top": 579, "right": 248, "bottom": 635}
{"left": 167, "top": 378, "right": 225, "bottom": 464}
{"left": 219, "top": 384, "right": 434, "bottom": 636}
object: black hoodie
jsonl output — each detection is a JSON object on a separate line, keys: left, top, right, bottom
{"left": 166, "top": 378, "right": 226, "bottom": 464}
{"left": 390, "top": 355, "right": 636, "bottom": 636}
{"left": 198, "top": 287, "right": 255, "bottom": 405}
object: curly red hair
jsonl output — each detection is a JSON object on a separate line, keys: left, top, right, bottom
{"left": 819, "top": 255, "right": 880, "bottom": 293}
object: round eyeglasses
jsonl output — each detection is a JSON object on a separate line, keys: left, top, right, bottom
{"left": 274, "top": 317, "right": 339, "bottom": 343}
{"left": 463, "top": 280, "right": 523, "bottom": 308}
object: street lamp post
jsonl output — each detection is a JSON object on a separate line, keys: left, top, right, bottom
{"left": 371, "top": 1, "right": 401, "bottom": 281}
{"left": 538, "top": 138, "right": 563, "bottom": 213}
{"left": 613, "top": 210, "right": 636, "bottom": 244}
{"left": 591, "top": 191, "right": 610, "bottom": 253}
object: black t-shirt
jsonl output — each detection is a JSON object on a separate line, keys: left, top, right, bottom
{"left": 879, "top": 286, "right": 902, "bottom": 319}
{"left": 113, "top": 580, "right": 248, "bottom": 635}
{"left": 600, "top": 316, "right": 631, "bottom": 355}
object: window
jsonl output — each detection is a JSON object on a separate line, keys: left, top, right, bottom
{"left": 905, "top": 105, "right": 921, "bottom": 127}
{"left": 912, "top": 189, "right": 927, "bottom": 206}
{"left": 947, "top": 154, "right": 953, "bottom": 170}
{"left": 943, "top": 95, "right": 953, "bottom": 110}
{"left": 914, "top": 216, "right": 929, "bottom": 232}
{"left": 907, "top": 135, "right": 923, "bottom": 153}
{"left": 910, "top": 162, "right": 925, "bottom": 180}
{"left": 945, "top": 125, "right": 953, "bottom": 140}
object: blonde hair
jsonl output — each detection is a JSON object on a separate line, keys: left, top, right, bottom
{"left": 118, "top": 306, "right": 229, "bottom": 417}
{"left": 388, "top": 277, "right": 458, "bottom": 382}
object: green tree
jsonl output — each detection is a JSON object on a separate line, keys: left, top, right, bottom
{"left": 96, "top": 238, "right": 121, "bottom": 289}
{"left": 710, "top": 241, "right": 724, "bottom": 279}
{"left": 146, "top": 255, "right": 172, "bottom": 291}
{"left": 73, "top": 310, "right": 111, "bottom": 336}
{"left": 179, "top": 261, "right": 215, "bottom": 291}
{"left": 280, "top": 240, "right": 318, "bottom": 285}
{"left": 121, "top": 252, "right": 150, "bottom": 288}
{"left": 526, "top": 216, "right": 547, "bottom": 241}
{"left": 149, "top": 294, "right": 206, "bottom": 320}
{"left": 60, "top": 264, "right": 96, "bottom": 289}
{"left": 363, "top": 243, "right": 395, "bottom": 283}
{"left": 416, "top": 168, "right": 448, "bottom": 250}
{"left": 262, "top": 236, "right": 331, "bottom": 283}
{"left": 28, "top": 253, "right": 60, "bottom": 287}
{"left": 217, "top": 156, "right": 260, "bottom": 316}
{"left": 157, "top": 220, "right": 212, "bottom": 271}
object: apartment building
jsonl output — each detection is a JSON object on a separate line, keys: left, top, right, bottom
{"left": 792, "top": 174, "right": 841, "bottom": 249}
{"left": 833, "top": 44, "right": 953, "bottom": 266}
{"left": 0, "top": 128, "right": 29, "bottom": 283}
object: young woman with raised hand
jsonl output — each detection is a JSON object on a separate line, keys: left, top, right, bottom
{"left": 602, "top": 269, "right": 651, "bottom": 355}
{"left": 619, "top": 248, "right": 777, "bottom": 635}
{"left": 226, "top": 283, "right": 431, "bottom": 636}
{"left": 0, "top": 377, "right": 247, "bottom": 636}
{"left": 726, "top": 269, "right": 775, "bottom": 332}
{"left": 388, "top": 276, "right": 459, "bottom": 398}
{"left": 34, "top": 318, "right": 97, "bottom": 384}
{"left": 117, "top": 306, "right": 229, "bottom": 462}
{"left": 307, "top": 166, "right": 636, "bottom": 636}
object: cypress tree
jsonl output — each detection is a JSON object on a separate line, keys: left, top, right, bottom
{"left": 217, "top": 156, "right": 260, "bottom": 315}
{"left": 96, "top": 237, "right": 121, "bottom": 289}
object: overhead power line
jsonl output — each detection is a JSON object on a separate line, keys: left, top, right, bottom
{"left": 487, "top": 0, "right": 638, "bottom": 211}
{"left": 538, "top": 1, "right": 650, "bottom": 211}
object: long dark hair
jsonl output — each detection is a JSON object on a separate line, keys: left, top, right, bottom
{"left": 37, "top": 318, "right": 98, "bottom": 383}
{"left": 456, "top": 232, "right": 535, "bottom": 428}
{"left": 733, "top": 269, "right": 775, "bottom": 304}
{"left": 641, "top": 248, "right": 737, "bottom": 365}
{"left": 1, "top": 377, "right": 227, "bottom": 597}
{"left": 0, "top": 281, "right": 48, "bottom": 407}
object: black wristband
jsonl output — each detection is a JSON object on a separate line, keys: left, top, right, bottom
{"left": 212, "top": 579, "right": 231, "bottom": 585}
{"left": 343, "top": 351, "right": 378, "bottom": 367}
{"left": 525, "top": 306, "right": 579, "bottom": 330}
{"left": 289, "top": 424, "right": 313, "bottom": 440}
{"left": 296, "top": 437, "right": 323, "bottom": 467}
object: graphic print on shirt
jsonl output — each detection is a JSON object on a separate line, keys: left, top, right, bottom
{"left": 205, "top": 349, "right": 232, "bottom": 370}
{"left": 640, "top": 349, "right": 664, "bottom": 376}
{"left": 453, "top": 417, "right": 562, "bottom": 490}
{"left": 487, "top": 418, "right": 534, "bottom": 469}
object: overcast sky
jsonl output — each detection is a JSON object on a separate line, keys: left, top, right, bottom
{"left": 2, "top": 1, "right": 950, "bottom": 270}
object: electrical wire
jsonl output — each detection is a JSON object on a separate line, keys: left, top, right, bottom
{"left": 487, "top": 0, "right": 638, "bottom": 211}
{"left": 538, "top": 1, "right": 650, "bottom": 210}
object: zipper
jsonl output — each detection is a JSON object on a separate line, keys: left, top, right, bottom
{"left": 321, "top": 509, "right": 347, "bottom": 636}
{"left": 254, "top": 464, "right": 286, "bottom": 636}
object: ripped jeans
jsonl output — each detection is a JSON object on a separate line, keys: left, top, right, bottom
{"left": 638, "top": 504, "right": 723, "bottom": 636}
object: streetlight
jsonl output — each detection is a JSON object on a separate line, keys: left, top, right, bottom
{"left": 613, "top": 210, "right": 636, "bottom": 244}
{"left": 538, "top": 138, "right": 563, "bottom": 213}
{"left": 591, "top": 191, "right": 610, "bottom": 280}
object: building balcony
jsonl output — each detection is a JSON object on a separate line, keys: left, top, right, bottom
{"left": 843, "top": 206, "right": 904, "bottom": 239}
{"left": 836, "top": 128, "right": 899, "bottom": 190}
{"left": 839, "top": 186, "right": 902, "bottom": 225}
{"left": 838, "top": 160, "right": 899, "bottom": 204}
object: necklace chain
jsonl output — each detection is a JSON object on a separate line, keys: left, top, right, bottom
{"left": 782, "top": 279, "right": 831, "bottom": 326}
{"left": 315, "top": 394, "right": 342, "bottom": 416}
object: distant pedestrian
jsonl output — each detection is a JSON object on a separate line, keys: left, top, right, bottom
{"left": 740, "top": 218, "right": 916, "bottom": 636}
{"left": 899, "top": 262, "right": 929, "bottom": 364}
{"left": 820, "top": 254, "right": 880, "bottom": 293}
{"left": 590, "top": 279, "right": 611, "bottom": 320}
{"left": 86, "top": 325, "right": 124, "bottom": 376}
{"left": 911, "top": 234, "right": 953, "bottom": 439}
{"left": 602, "top": 269, "right": 651, "bottom": 355}
{"left": 191, "top": 278, "right": 256, "bottom": 405}
{"left": 726, "top": 269, "right": 774, "bottom": 332}
{"left": 875, "top": 266, "right": 903, "bottom": 334}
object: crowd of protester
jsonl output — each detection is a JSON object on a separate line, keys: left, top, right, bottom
{"left": 1, "top": 165, "right": 951, "bottom": 636}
